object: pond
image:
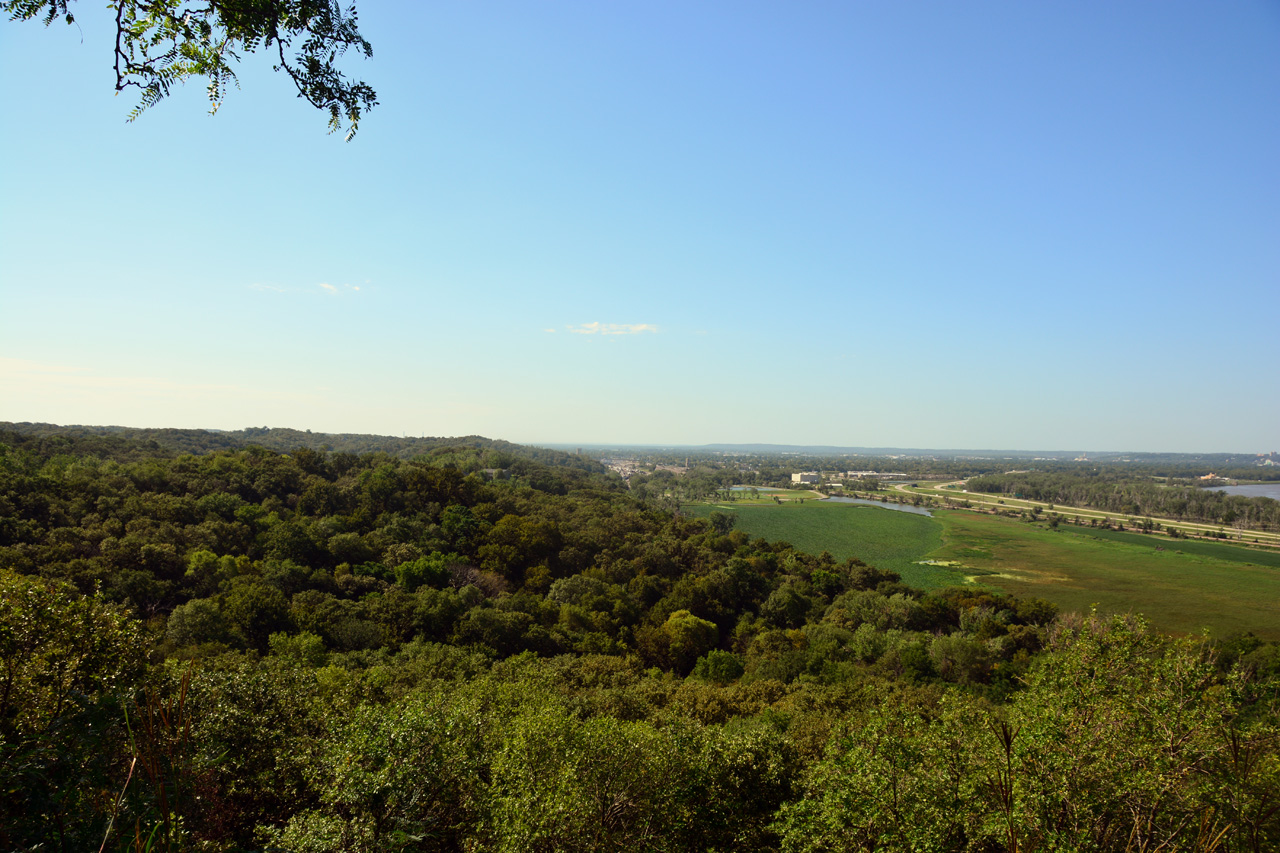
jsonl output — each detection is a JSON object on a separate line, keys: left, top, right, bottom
{"left": 822, "top": 496, "right": 933, "bottom": 516}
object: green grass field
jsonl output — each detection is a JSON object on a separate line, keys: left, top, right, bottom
{"left": 1067, "top": 526, "right": 1280, "bottom": 568}
{"left": 688, "top": 502, "right": 1280, "bottom": 639}
{"left": 687, "top": 502, "right": 961, "bottom": 588}
{"left": 931, "top": 512, "right": 1280, "bottom": 639}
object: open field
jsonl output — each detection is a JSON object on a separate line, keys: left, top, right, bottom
{"left": 930, "top": 511, "right": 1280, "bottom": 639}
{"left": 686, "top": 501, "right": 962, "bottom": 588}
{"left": 689, "top": 501, "right": 1280, "bottom": 639}
{"left": 1070, "top": 525, "right": 1280, "bottom": 568}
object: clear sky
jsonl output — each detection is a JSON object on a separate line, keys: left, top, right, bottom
{"left": 2, "top": 1, "right": 1277, "bottom": 453}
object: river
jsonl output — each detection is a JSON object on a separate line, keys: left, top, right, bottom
{"left": 1214, "top": 482, "right": 1280, "bottom": 500}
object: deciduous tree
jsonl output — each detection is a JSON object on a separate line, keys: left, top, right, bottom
{"left": 4, "top": 0, "right": 376, "bottom": 138}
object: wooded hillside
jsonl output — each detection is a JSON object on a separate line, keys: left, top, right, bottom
{"left": 1, "top": 428, "right": 1276, "bottom": 851}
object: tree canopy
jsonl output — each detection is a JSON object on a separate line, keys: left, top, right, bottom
{"left": 3, "top": 0, "right": 376, "bottom": 138}
{"left": 2, "top": 426, "right": 1277, "bottom": 849}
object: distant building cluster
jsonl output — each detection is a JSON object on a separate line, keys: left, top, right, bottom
{"left": 791, "top": 471, "right": 907, "bottom": 484}
{"left": 602, "top": 458, "right": 647, "bottom": 479}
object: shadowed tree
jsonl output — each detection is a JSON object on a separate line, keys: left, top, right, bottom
{"left": 4, "top": 0, "right": 376, "bottom": 138}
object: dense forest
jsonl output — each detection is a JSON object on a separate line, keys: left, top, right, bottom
{"left": 966, "top": 471, "right": 1280, "bottom": 531}
{"left": 2, "top": 428, "right": 1278, "bottom": 851}
{"left": 0, "top": 422, "right": 604, "bottom": 473}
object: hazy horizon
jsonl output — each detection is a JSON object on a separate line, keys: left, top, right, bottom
{"left": 4, "top": 420, "right": 1274, "bottom": 460}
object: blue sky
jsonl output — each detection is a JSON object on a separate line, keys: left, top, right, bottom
{"left": 1, "top": 1, "right": 1277, "bottom": 452}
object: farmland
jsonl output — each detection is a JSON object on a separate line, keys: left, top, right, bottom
{"left": 689, "top": 500, "right": 1280, "bottom": 639}
{"left": 931, "top": 511, "right": 1280, "bottom": 639}
{"left": 686, "top": 501, "right": 960, "bottom": 588}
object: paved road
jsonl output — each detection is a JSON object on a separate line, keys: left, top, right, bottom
{"left": 884, "top": 480, "right": 1280, "bottom": 549}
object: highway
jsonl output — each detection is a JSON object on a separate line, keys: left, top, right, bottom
{"left": 878, "top": 480, "right": 1280, "bottom": 549}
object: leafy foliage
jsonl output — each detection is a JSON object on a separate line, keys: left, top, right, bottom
{"left": 777, "top": 613, "right": 1280, "bottom": 852}
{"left": 1, "top": 427, "right": 1277, "bottom": 850}
{"left": 3, "top": 0, "right": 376, "bottom": 138}
{"left": 0, "top": 571, "right": 145, "bottom": 849}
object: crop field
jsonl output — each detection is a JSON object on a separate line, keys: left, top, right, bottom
{"left": 689, "top": 502, "right": 1280, "bottom": 639}
{"left": 931, "top": 511, "right": 1280, "bottom": 639}
{"left": 687, "top": 501, "right": 961, "bottom": 588}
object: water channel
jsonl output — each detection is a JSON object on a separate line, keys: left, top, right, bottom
{"left": 1213, "top": 482, "right": 1280, "bottom": 500}
{"left": 822, "top": 495, "right": 933, "bottom": 517}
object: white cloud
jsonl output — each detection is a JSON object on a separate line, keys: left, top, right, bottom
{"left": 250, "top": 280, "right": 367, "bottom": 297}
{"left": 566, "top": 322, "right": 658, "bottom": 336}
{"left": 323, "top": 282, "right": 365, "bottom": 294}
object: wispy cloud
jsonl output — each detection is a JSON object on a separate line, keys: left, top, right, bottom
{"left": 250, "top": 281, "right": 364, "bottom": 296}
{"left": 566, "top": 322, "right": 658, "bottom": 336}
{"left": 319, "top": 282, "right": 363, "bottom": 294}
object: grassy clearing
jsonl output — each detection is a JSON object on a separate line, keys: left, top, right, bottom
{"left": 930, "top": 511, "right": 1280, "bottom": 639}
{"left": 688, "top": 502, "right": 1280, "bottom": 638}
{"left": 1068, "top": 526, "right": 1280, "bottom": 568}
{"left": 686, "top": 502, "right": 962, "bottom": 589}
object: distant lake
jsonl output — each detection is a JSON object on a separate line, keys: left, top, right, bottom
{"left": 823, "top": 496, "right": 933, "bottom": 517}
{"left": 1215, "top": 483, "right": 1280, "bottom": 500}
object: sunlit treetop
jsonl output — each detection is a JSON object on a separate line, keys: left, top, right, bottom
{"left": 3, "top": 0, "right": 376, "bottom": 139}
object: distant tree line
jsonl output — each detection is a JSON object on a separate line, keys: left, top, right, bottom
{"left": 602, "top": 446, "right": 1280, "bottom": 486}
{"left": 0, "top": 422, "right": 606, "bottom": 475}
{"left": 966, "top": 471, "right": 1280, "bottom": 530}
